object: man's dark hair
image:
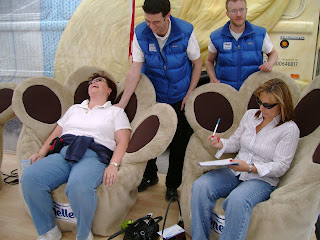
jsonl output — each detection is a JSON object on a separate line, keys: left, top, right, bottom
{"left": 142, "top": 0, "right": 171, "bottom": 17}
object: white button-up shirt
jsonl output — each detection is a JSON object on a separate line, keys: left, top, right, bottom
{"left": 216, "top": 109, "right": 300, "bottom": 186}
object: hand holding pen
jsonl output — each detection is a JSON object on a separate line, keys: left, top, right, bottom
{"left": 210, "top": 118, "right": 220, "bottom": 141}
{"left": 208, "top": 118, "right": 223, "bottom": 149}
{"left": 208, "top": 134, "right": 223, "bottom": 149}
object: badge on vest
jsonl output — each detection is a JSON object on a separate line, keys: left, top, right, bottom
{"left": 149, "top": 43, "right": 157, "bottom": 52}
{"left": 223, "top": 42, "right": 232, "bottom": 50}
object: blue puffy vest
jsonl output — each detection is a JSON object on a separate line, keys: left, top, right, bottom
{"left": 135, "top": 16, "right": 193, "bottom": 104}
{"left": 210, "top": 20, "right": 266, "bottom": 90}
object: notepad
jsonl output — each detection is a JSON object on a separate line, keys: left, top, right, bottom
{"left": 158, "top": 224, "right": 185, "bottom": 239}
{"left": 199, "top": 158, "right": 239, "bottom": 167}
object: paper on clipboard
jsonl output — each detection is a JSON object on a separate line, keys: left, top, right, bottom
{"left": 199, "top": 158, "right": 239, "bottom": 167}
{"left": 158, "top": 224, "right": 185, "bottom": 239}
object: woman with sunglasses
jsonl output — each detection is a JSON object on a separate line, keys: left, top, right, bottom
{"left": 191, "top": 78, "right": 299, "bottom": 240}
{"left": 21, "top": 73, "right": 131, "bottom": 240}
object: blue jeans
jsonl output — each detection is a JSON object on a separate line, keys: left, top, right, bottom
{"left": 191, "top": 167, "right": 275, "bottom": 240}
{"left": 21, "top": 146, "right": 106, "bottom": 240}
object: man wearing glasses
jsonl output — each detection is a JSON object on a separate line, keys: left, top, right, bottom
{"left": 205, "top": 0, "right": 278, "bottom": 90}
{"left": 117, "top": 0, "right": 202, "bottom": 200}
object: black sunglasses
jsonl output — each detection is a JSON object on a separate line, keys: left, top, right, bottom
{"left": 256, "top": 97, "right": 279, "bottom": 109}
{"left": 88, "top": 77, "right": 106, "bottom": 85}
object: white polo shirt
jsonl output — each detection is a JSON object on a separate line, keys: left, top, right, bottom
{"left": 57, "top": 100, "right": 131, "bottom": 151}
{"left": 132, "top": 18, "right": 201, "bottom": 62}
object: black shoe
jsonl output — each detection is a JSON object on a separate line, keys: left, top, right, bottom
{"left": 166, "top": 188, "right": 178, "bottom": 200}
{"left": 138, "top": 176, "right": 159, "bottom": 192}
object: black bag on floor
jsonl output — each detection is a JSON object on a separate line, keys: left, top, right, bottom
{"left": 124, "top": 215, "right": 163, "bottom": 240}
{"left": 108, "top": 215, "right": 163, "bottom": 240}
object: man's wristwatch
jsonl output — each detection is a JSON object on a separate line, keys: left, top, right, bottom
{"left": 110, "top": 162, "right": 119, "bottom": 168}
{"left": 248, "top": 163, "right": 253, "bottom": 173}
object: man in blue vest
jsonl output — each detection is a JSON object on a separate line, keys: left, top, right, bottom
{"left": 117, "top": 0, "right": 202, "bottom": 200}
{"left": 205, "top": 0, "right": 278, "bottom": 90}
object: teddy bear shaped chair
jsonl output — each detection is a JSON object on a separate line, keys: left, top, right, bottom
{"left": 9, "top": 66, "right": 177, "bottom": 236}
{"left": 180, "top": 71, "right": 320, "bottom": 240}
{"left": 0, "top": 82, "right": 17, "bottom": 190}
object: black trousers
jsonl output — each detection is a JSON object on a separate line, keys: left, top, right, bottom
{"left": 143, "top": 100, "right": 193, "bottom": 189}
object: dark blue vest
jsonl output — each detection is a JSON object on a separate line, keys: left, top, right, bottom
{"left": 210, "top": 20, "right": 266, "bottom": 90}
{"left": 135, "top": 16, "right": 193, "bottom": 104}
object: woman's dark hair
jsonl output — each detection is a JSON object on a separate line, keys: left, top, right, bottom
{"left": 88, "top": 72, "right": 117, "bottom": 104}
{"left": 254, "top": 78, "right": 295, "bottom": 126}
{"left": 142, "top": 0, "right": 170, "bottom": 16}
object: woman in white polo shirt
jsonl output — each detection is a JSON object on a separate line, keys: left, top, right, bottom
{"left": 191, "top": 78, "right": 300, "bottom": 240}
{"left": 21, "top": 73, "right": 131, "bottom": 240}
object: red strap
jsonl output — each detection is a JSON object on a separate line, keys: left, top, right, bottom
{"left": 49, "top": 139, "right": 57, "bottom": 151}
{"left": 129, "top": 0, "right": 135, "bottom": 60}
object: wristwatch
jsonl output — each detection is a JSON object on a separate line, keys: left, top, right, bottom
{"left": 110, "top": 162, "right": 119, "bottom": 168}
{"left": 248, "top": 163, "right": 253, "bottom": 173}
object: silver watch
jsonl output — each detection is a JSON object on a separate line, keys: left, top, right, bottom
{"left": 110, "top": 162, "right": 119, "bottom": 168}
{"left": 248, "top": 164, "right": 253, "bottom": 173}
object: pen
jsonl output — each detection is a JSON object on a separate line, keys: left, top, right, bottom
{"left": 211, "top": 118, "right": 220, "bottom": 141}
